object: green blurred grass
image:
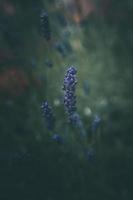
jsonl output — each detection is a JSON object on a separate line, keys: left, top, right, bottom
{"left": 0, "top": 0, "right": 133, "bottom": 200}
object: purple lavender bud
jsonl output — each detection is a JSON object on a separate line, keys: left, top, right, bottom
{"left": 51, "top": 134, "right": 64, "bottom": 144}
{"left": 40, "top": 11, "right": 51, "bottom": 41}
{"left": 41, "top": 101, "right": 55, "bottom": 131}
{"left": 63, "top": 66, "right": 77, "bottom": 122}
{"left": 91, "top": 114, "right": 101, "bottom": 134}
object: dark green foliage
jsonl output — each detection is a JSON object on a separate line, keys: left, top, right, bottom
{"left": 0, "top": 0, "right": 133, "bottom": 200}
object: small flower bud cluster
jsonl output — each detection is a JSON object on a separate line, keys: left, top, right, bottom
{"left": 41, "top": 101, "right": 55, "bottom": 131}
{"left": 70, "top": 113, "right": 86, "bottom": 136}
{"left": 40, "top": 11, "right": 51, "bottom": 41}
{"left": 63, "top": 66, "right": 77, "bottom": 122}
{"left": 51, "top": 133, "right": 63, "bottom": 144}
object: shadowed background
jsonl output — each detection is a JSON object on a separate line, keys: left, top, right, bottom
{"left": 0, "top": 0, "right": 133, "bottom": 200}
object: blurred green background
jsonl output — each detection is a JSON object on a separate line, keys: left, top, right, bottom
{"left": 0, "top": 0, "right": 133, "bottom": 199}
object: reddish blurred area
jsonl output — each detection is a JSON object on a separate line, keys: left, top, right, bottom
{"left": 0, "top": 0, "right": 16, "bottom": 16}
{"left": 62, "top": 0, "right": 95, "bottom": 23}
{"left": 0, "top": 1, "right": 27, "bottom": 97}
{"left": 62, "top": 0, "right": 112, "bottom": 23}
{"left": 0, "top": 69, "right": 29, "bottom": 96}
{"left": 0, "top": 68, "right": 44, "bottom": 97}
{"left": 0, "top": 1, "right": 44, "bottom": 97}
{"left": 73, "top": 0, "right": 95, "bottom": 23}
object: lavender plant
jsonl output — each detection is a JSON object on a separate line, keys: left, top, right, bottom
{"left": 51, "top": 133, "right": 64, "bottom": 144}
{"left": 40, "top": 66, "right": 102, "bottom": 159}
{"left": 63, "top": 66, "right": 77, "bottom": 121}
{"left": 41, "top": 101, "right": 55, "bottom": 131}
{"left": 41, "top": 101, "right": 64, "bottom": 143}
{"left": 62, "top": 66, "right": 86, "bottom": 137}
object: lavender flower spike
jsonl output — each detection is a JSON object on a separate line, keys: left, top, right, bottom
{"left": 63, "top": 66, "right": 77, "bottom": 122}
{"left": 41, "top": 101, "right": 55, "bottom": 131}
{"left": 63, "top": 67, "right": 86, "bottom": 135}
{"left": 51, "top": 133, "right": 64, "bottom": 144}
